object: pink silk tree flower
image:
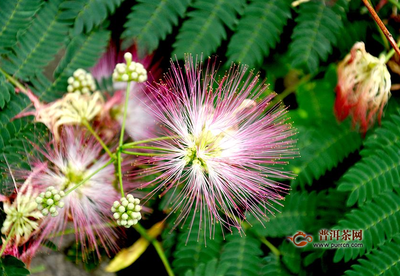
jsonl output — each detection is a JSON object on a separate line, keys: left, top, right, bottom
{"left": 30, "top": 127, "right": 120, "bottom": 258}
{"left": 134, "top": 57, "right": 297, "bottom": 235}
{"left": 335, "top": 42, "right": 391, "bottom": 134}
{"left": 91, "top": 42, "right": 160, "bottom": 141}
{"left": 0, "top": 163, "right": 47, "bottom": 265}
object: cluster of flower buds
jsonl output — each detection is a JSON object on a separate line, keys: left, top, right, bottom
{"left": 36, "top": 186, "right": 65, "bottom": 217}
{"left": 112, "top": 52, "right": 147, "bottom": 83}
{"left": 111, "top": 194, "right": 142, "bottom": 228}
{"left": 67, "top": 69, "right": 96, "bottom": 94}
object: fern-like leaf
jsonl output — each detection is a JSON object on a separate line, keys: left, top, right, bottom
{"left": 291, "top": 120, "right": 362, "bottom": 187}
{"left": 337, "top": 109, "right": 400, "bottom": 206}
{"left": 290, "top": 68, "right": 362, "bottom": 187}
{"left": 0, "top": 72, "right": 15, "bottom": 109}
{"left": 289, "top": 1, "right": 343, "bottom": 73}
{"left": 0, "top": 0, "right": 42, "bottom": 52}
{"left": 261, "top": 254, "right": 292, "bottom": 276}
{"left": 172, "top": 216, "right": 223, "bottom": 276}
{"left": 225, "top": 0, "right": 291, "bottom": 68}
{"left": 344, "top": 234, "right": 400, "bottom": 276}
{"left": 184, "top": 259, "right": 229, "bottom": 276}
{"left": 172, "top": 0, "right": 245, "bottom": 58}
{"left": 0, "top": 93, "right": 30, "bottom": 127}
{"left": 2, "top": 0, "right": 72, "bottom": 80}
{"left": 280, "top": 242, "right": 302, "bottom": 274}
{"left": 333, "top": 191, "right": 400, "bottom": 262}
{"left": 60, "top": 0, "right": 124, "bottom": 34}
{"left": 41, "top": 29, "right": 110, "bottom": 101}
{"left": 0, "top": 119, "right": 48, "bottom": 190}
{"left": 122, "top": 0, "right": 191, "bottom": 55}
{"left": 249, "top": 192, "right": 319, "bottom": 238}
{"left": 219, "top": 233, "right": 263, "bottom": 276}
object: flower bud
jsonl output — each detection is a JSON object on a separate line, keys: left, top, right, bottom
{"left": 36, "top": 186, "right": 65, "bottom": 217}
{"left": 112, "top": 53, "right": 147, "bottom": 83}
{"left": 111, "top": 194, "right": 142, "bottom": 228}
{"left": 67, "top": 68, "right": 97, "bottom": 94}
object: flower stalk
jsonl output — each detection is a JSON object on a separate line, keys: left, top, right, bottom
{"left": 362, "top": 0, "right": 400, "bottom": 59}
{"left": 134, "top": 223, "right": 175, "bottom": 276}
{"left": 64, "top": 159, "right": 114, "bottom": 196}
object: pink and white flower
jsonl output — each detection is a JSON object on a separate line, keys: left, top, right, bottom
{"left": 30, "top": 127, "right": 120, "bottom": 257}
{"left": 134, "top": 57, "right": 297, "bottom": 234}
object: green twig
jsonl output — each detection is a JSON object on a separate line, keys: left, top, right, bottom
{"left": 49, "top": 222, "right": 117, "bottom": 238}
{"left": 65, "top": 159, "right": 114, "bottom": 196}
{"left": 259, "top": 237, "right": 281, "bottom": 256}
{"left": 0, "top": 68, "right": 27, "bottom": 93}
{"left": 122, "top": 136, "right": 178, "bottom": 148}
{"left": 117, "top": 151, "right": 124, "bottom": 198}
{"left": 116, "top": 81, "right": 132, "bottom": 198}
{"left": 268, "top": 74, "right": 311, "bottom": 107}
{"left": 82, "top": 120, "right": 114, "bottom": 159}
{"left": 121, "top": 150, "right": 164, "bottom": 156}
{"left": 134, "top": 224, "right": 174, "bottom": 276}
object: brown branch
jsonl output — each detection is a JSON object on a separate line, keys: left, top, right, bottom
{"left": 362, "top": 0, "right": 400, "bottom": 58}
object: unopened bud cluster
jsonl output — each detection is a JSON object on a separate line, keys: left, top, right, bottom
{"left": 36, "top": 186, "right": 65, "bottom": 217}
{"left": 112, "top": 52, "right": 147, "bottom": 83}
{"left": 67, "top": 69, "right": 96, "bottom": 94}
{"left": 112, "top": 194, "right": 142, "bottom": 228}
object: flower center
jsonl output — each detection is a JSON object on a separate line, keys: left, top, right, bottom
{"left": 183, "top": 129, "right": 224, "bottom": 172}
{"left": 62, "top": 163, "right": 85, "bottom": 190}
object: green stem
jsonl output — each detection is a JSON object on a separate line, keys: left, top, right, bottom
{"left": 0, "top": 68, "right": 27, "bottom": 93}
{"left": 121, "top": 150, "right": 164, "bottom": 156}
{"left": 388, "top": 0, "right": 400, "bottom": 10}
{"left": 82, "top": 120, "right": 114, "bottom": 159}
{"left": 268, "top": 74, "right": 311, "bottom": 108}
{"left": 134, "top": 224, "right": 174, "bottom": 276}
{"left": 0, "top": 223, "right": 16, "bottom": 257}
{"left": 49, "top": 222, "right": 117, "bottom": 238}
{"left": 259, "top": 237, "right": 281, "bottom": 256}
{"left": 116, "top": 81, "right": 132, "bottom": 198}
{"left": 65, "top": 159, "right": 114, "bottom": 196}
{"left": 117, "top": 151, "right": 124, "bottom": 198}
{"left": 385, "top": 38, "right": 400, "bottom": 62}
{"left": 122, "top": 136, "right": 177, "bottom": 148}
{"left": 125, "top": 146, "right": 174, "bottom": 151}
{"left": 119, "top": 81, "right": 131, "bottom": 146}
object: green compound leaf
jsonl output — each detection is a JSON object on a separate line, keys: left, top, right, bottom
{"left": 60, "top": 0, "right": 125, "bottom": 34}
{"left": 122, "top": 0, "right": 191, "bottom": 56}
{"left": 280, "top": 241, "right": 302, "bottom": 274}
{"left": 333, "top": 191, "right": 400, "bottom": 262}
{"left": 225, "top": 0, "right": 292, "bottom": 68}
{"left": 172, "top": 0, "right": 245, "bottom": 59}
{"left": 172, "top": 215, "right": 224, "bottom": 276}
{"left": 248, "top": 191, "right": 319, "bottom": 238}
{"left": 0, "top": 256, "right": 30, "bottom": 276}
{"left": 0, "top": 0, "right": 42, "bottom": 52}
{"left": 337, "top": 109, "right": 400, "bottom": 206}
{"left": 184, "top": 259, "right": 229, "bottom": 276}
{"left": 289, "top": 1, "right": 344, "bottom": 73}
{"left": 41, "top": 29, "right": 110, "bottom": 101}
{"left": 219, "top": 233, "right": 263, "bottom": 276}
{"left": 0, "top": 120, "right": 48, "bottom": 190}
{"left": 261, "top": 253, "right": 292, "bottom": 276}
{"left": 2, "top": 0, "right": 71, "bottom": 80}
{"left": 291, "top": 120, "right": 362, "bottom": 188}
{"left": 0, "top": 72, "right": 15, "bottom": 109}
{"left": 344, "top": 234, "right": 400, "bottom": 276}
